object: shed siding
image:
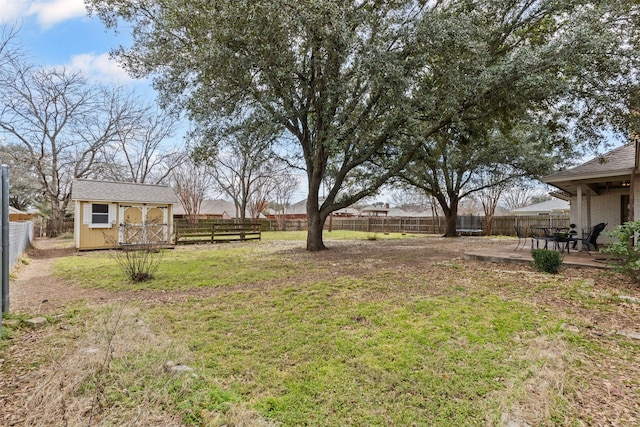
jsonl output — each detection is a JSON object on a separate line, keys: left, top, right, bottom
{"left": 78, "top": 201, "right": 119, "bottom": 249}
{"left": 76, "top": 201, "right": 174, "bottom": 250}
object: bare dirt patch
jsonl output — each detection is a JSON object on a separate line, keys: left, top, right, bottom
{"left": 9, "top": 238, "right": 111, "bottom": 314}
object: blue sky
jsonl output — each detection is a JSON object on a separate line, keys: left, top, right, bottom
{"left": 2, "top": 0, "right": 149, "bottom": 90}
{"left": 1, "top": 0, "right": 311, "bottom": 202}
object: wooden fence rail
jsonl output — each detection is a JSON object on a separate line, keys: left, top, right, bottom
{"left": 175, "top": 219, "right": 262, "bottom": 244}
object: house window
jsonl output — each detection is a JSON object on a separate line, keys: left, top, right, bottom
{"left": 92, "top": 204, "right": 109, "bottom": 224}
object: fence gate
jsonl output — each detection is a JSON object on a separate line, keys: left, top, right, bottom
{"left": 118, "top": 205, "right": 169, "bottom": 245}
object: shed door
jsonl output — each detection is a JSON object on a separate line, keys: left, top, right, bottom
{"left": 119, "top": 205, "right": 169, "bottom": 245}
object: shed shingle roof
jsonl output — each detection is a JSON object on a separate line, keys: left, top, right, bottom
{"left": 72, "top": 179, "right": 179, "bottom": 204}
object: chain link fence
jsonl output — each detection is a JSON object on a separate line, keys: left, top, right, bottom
{"left": 9, "top": 221, "right": 33, "bottom": 269}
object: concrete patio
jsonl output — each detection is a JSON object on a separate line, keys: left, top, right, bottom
{"left": 464, "top": 240, "right": 613, "bottom": 269}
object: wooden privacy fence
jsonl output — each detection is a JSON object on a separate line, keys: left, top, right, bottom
{"left": 175, "top": 219, "right": 262, "bottom": 244}
{"left": 264, "top": 215, "right": 570, "bottom": 236}
{"left": 44, "top": 218, "right": 74, "bottom": 237}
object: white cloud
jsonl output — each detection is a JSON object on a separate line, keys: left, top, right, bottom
{"left": 0, "top": 0, "right": 30, "bottom": 23}
{"left": 0, "top": 0, "right": 86, "bottom": 27}
{"left": 28, "top": 0, "right": 87, "bottom": 28}
{"left": 69, "top": 52, "right": 138, "bottom": 85}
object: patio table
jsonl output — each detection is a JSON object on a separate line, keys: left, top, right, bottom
{"left": 530, "top": 226, "right": 571, "bottom": 252}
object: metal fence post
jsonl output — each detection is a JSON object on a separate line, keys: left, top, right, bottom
{"left": 1, "top": 164, "right": 8, "bottom": 317}
{"left": 0, "top": 163, "right": 2, "bottom": 332}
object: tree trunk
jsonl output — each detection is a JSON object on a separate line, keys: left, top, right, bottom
{"left": 49, "top": 201, "right": 65, "bottom": 238}
{"left": 443, "top": 212, "right": 458, "bottom": 237}
{"left": 485, "top": 214, "right": 494, "bottom": 236}
{"left": 306, "top": 183, "right": 327, "bottom": 251}
{"left": 442, "top": 200, "right": 459, "bottom": 237}
{"left": 307, "top": 211, "right": 327, "bottom": 251}
{"left": 433, "top": 193, "right": 459, "bottom": 237}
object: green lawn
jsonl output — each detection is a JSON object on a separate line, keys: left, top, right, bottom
{"left": 5, "top": 232, "right": 639, "bottom": 426}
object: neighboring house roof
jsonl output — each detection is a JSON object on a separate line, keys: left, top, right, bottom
{"left": 511, "top": 198, "right": 570, "bottom": 215}
{"left": 9, "top": 206, "right": 27, "bottom": 215}
{"left": 277, "top": 199, "right": 435, "bottom": 217}
{"left": 333, "top": 207, "right": 359, "bottom": 216}
{"left": 72, "top": 179, "right": 179, "bottom": 204}
{"left": 173, "top": 199, "right": 235, "bottom": 218}
{"left": 288, "top": 198, "right": 309, "bottom": 215}
{"left": 173, "top": 199, "right": 268, "bottom": 219}
{"left": 542, "top": 143, "right": 635, "bottom": 195}
{"left": 387, "top": 208, "right": 416, "bottom": 217}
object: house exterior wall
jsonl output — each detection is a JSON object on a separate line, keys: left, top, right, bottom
{"left": 569, "top": 178, "right": 640, "bottom": 245}
{"left": 75, "top": 201, "right": 174, "bottom": 250}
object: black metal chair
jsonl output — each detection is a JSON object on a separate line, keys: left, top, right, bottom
{"left": 530, "top": 226, "right": 555, "bottom": 250}
{"left": 572, "top": 222, "right": 607, "bottom": 254}
{"left": 514, "top": 226, "right": 528, "bottom": 251}
{"left": 583, "top": 222, "right": 607, "bottom": 252}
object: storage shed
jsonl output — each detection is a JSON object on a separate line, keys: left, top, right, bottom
{"left": 72, "top": 179, "right": 179, "bottom": 250}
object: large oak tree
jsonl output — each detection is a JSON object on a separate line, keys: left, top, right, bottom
{"left": 87, "top": 0, "right": 638, "bottom": 249}
{"left": 399, "top": 0, "right": 637, "bottom": 236}
{"left": 89, "top": 0, "right": 423, "bottom": 250}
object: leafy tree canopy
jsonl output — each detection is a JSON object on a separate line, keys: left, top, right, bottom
{"left": 88, "top": 0, "right": 639, "bottom": 249}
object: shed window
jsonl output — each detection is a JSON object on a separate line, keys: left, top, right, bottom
{"left": 92, "top": 204, "right": 109, "bottom": 224}
{"left": 83, "top": 203, "right": 116, "bottom": 228}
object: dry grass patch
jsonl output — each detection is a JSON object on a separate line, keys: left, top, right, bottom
{"left": 2, "top": 235, "right": 639, "bottom": 426}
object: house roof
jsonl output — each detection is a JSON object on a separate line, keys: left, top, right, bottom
{"left": 386, "top": 208, "right": 433, "bottom": 217}
{"left": 173, "top": 199, "right": 268, "bottom": 219}
{"left": 511, "top": 198, "right": 570, "bottom": 215}
{"left": 542, "top": 143, "right": 636, "bottom": 195}
{"left": 72, "top": 179, "right": 179, "bottom": 204}
{"left": 173, "top": 199, "right": 235, "bottom": 217}
{"left": 9, "top": 206, "right": 27, "bottom": 215}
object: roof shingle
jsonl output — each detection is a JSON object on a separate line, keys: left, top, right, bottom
{"left": 72, "top": 179, "right": 179, "bottom": 204}
{"left": 543, "top": 143, "right": 635, "bottom": 182}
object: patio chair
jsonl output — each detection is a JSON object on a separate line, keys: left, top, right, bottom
{"left": 514, "top": 226, "right": 528, "bottom": 251}
{"left": 530, "top": 226, "right": 555, "bottom": 250}
{"left": 584, "top": 222, "right": 607, "bottom": 251}
{"left": 572, "top": 222, "right": 607, "bottom": 253}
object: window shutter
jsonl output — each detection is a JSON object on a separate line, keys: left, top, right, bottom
{"left": 108, "top": 204, "right": 117, "bottom": 225}
{"left": 83, "top": 204, "right": 91, "bottom": 225}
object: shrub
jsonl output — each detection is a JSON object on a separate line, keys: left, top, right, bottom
{"left": 532, "top": 249, "right": 563, "bottom": 274}
{"left": 602, "top": 220, "right": 640, "bottom": 283}
{"left": 112, "top": 245, "right": 164, "bottom": 282}
{"left": 104, "top": 221, "right": 165, "bottom": 282}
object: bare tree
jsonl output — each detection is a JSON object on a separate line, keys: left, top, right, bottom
{"left": 0, "top": 24, "right": 21, "bottom": 71}
{"left": 248, "top": 195, "right": 269, "bottom": 220}
{"left": 0, "top": 143, "right": 43, "bottom": 211}
{"left": 390, "top": 188, "right": 434, "bottom": 213}
{"left": 194, "top": 120, "right": 280, "bottom": 222}
{"left": 0, "top": 64, "right": 141, "bottom": 235}
{"left": 171, "top": 158, "right": 213, "bottom": 223}
{"left": 500, "top": 182, "right": 539, "bottom": 212}
{"left": 473, "top": 169, "right": 512, "bottom": 236}
{"left": 271, "top": 171, "right": 300, "bottom": 230}
{"left": 97, "top": 107, "right": 186, "bottom": 184}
